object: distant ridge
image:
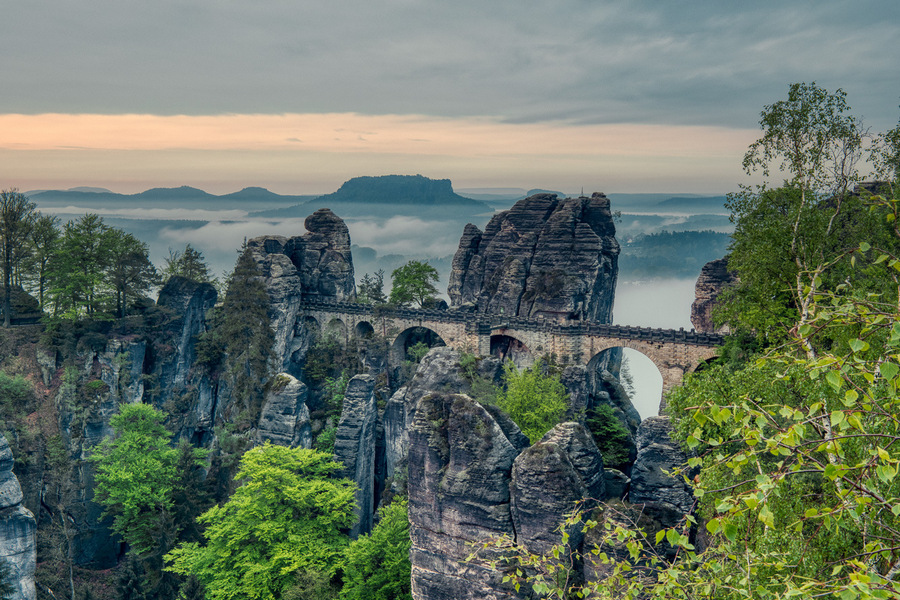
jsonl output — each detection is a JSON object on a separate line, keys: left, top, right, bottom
{"left": 24, "top": 186, "right": 312, "bottom": 205}
{"left": 317, "top": 175, "right": 489, "bottom": 208}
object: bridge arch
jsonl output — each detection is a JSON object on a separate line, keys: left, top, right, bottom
{"left": 391, "top": 326, "right": 447, "bottom": 363}
{"left": 588, "top": 347, "right": 663, "bottom": 418}
{"left": 355, "top": 320, "right": 375, "bottom": 338}
{"left": 324, "top": 317, "right": 348, "bottom": 341}
{"left": 490, "top": 334, "right": 534, "bottom": 368}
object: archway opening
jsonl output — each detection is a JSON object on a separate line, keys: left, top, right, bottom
{"left": 391, "top": 326, "right": 446, "bottom": 364}
{"left": 588, "top": 347, "right": 663, "bottom": 420}
{"left": 490, "top": 334, "right": 534, "bottom": 368}
{"left": 355, "top": 321, "right": 375, "bottom": 339}
{"left": 325, "top": 317, "right": 348, "bottom": 342}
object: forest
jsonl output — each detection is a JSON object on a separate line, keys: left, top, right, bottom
{"left": 1, "top": 81, "right": 900, "bottom": 600}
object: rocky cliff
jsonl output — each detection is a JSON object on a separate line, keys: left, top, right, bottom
{"left": 690, "top": 257, "right": 735, "bottom": 333}
{"left": 245, "top": 208, "right": 356, "bottom": 375}
{"left": 448, "top": 193, "right": 619, "bottom": 322}
{"left": 0, "top": 435, "right": 35, "bottom": 600}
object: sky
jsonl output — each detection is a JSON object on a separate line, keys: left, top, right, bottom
{"left": 2, "top": 0, "right": 899, "bottom": 195}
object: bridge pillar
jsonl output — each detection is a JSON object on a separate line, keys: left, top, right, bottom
{"left": 476, "top": 321, "right": 491, "bottom": 356}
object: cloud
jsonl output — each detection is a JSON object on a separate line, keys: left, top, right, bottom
{"left": 3, "top": 1, "right": 898, "bottom": 129}
{"left": 347, "top": 216, "right": 464, "bottom": 257}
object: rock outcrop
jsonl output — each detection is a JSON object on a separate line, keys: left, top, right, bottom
{"left": 629, "top": 416, "right": 694, "bottom": 521}
{"left": 448, "top": 193, "right": 619, "bottom": 322}
{"left": 333, "top": 374, "right": 378, "bottom": 538}
{"left": 510, "top": 422, "right": 604, "bottom": 554}
{"left": 256, "top": 374, "right": 311, "bottom": 448}
{"left": 408, "top": 392, "right": 524, "bottom": 600}
{"left": 0, "top": 436, "right": 35, "bottom": 600}
{"left": 690, "top": 257, "right": 736, "bottom": 333}
{"left": 245, "top": 208, "right": 356, "bottom": 375}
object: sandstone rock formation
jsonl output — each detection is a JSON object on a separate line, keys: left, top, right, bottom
{"left": 0, "top": 436, "right": 35, "bottom": 600}
{"left": 510, "top": 422, "right": 604, "bottom": 555}
{"left": 690, "top": 257, "right": 736, "bottom": 333}
{"left": 333, "top": 374, "right": 378, "bottom": 538}
{"left": 448, "top": 193, "right": 619, "bottom": 322}
{"left": 256, "top": 373, "right": 311, "bottom": 448}
{"left": 245, "top": 208, "right": 356, "bottom": 375}
{"left": 629, "top": 416, "right": 694, "bottom": 519}
{"left": 407, "top": 392, "right": 524, "bottom": 600}
{"left": 383, "top": 347, "right": 507, "bottom": 487}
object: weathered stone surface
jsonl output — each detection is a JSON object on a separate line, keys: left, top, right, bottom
{"left": 383, "top": 347, "right": 504, "bottom": 483}
{"left": 333, "top": 374, "right": 378, "bottom": 538}
{"left": 629, "top": 416, "right": 694, "bottom": 518}
{"left": 448, "top": 193, "right": 619, "bottom": 322}
{"left": 98, "top": 338, "right": 146, "bottom": 404}
{"left": 0, "top": 436, "right": 35, "bottom": 600}
{"left": 691, "top": 257, "right": 736, "bottom": 333}
{"left": 246, "top": 209, "right": 356, "bottom": 376}
{"left": 156, "top": 276, "right": 218, "bottom": 389}
{"left": 408, "top": 392, "right": 524, "bottom": 600}
{"left": 510, "top": 423, "right": 604, "bottom": 555}
{"left": 603, "top": 468, "right": 630, "bottom": 500}
{"left": 256, "top": 374, "right": 311, "bottom": 449}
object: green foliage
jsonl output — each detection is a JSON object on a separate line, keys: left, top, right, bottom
{"left": 341, "top": 499, "right": 413, "bottom": 600}
{"left": 90, "top": 404, "right": 179, "bottom": 555}
{"left": 162, "top": 244, "right": 215, "bottom": 284}
{"left": 406, "top": 341, "right": 430, "bottom": 363}
{"left": 197, "top": 250, "right": 274, "bottom": 427}
{"left": 106, "top": 228, "right": 159, "bottom": 318}
{"left": 497, "top": 360, "right": 568, "bottom": 444}
{"left": 0, "top": 189, "right": 37, "bottom": 327}
{"left": 357, "top": 269, "right": 387, "bottom": 305}
{"left": 302, "top": 334, "right": 359, "bottom": 384}
{"left": 458, "top": 351, "right": 500, "bottom": 405}
{"left": 90, "top": 404, "right": 206, "bottom": 557}
{"left": 584, "top": 404, "right": 631, "bottom": 470}
{"left": 389, "top": 260, "right": 439, "bottom": 308}
{"left": 0, "top": 371, "right": 34, "bottom": 426}
{"left": 618, "top": 230, "right": 732, "bottom": 278}
{"left": 165, "top": 444, "right": 357, "bottom": 600}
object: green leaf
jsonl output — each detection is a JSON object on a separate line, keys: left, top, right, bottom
{"left": 859, "top": 241, "right": 871, "bottom": 252}
{"left": 706, "top": 518, "right": 721, "bottom": 535}
{"left": 848, "top": 338, "right": 868, "bottom": 353}
{"left": 880, "top": 362, "right": 899, "bottom": 382}
{"left": 825, "top": 370, "right": 843, "bottom": 390}
{"left": 723, "top": 522, "right": 739, "bottom": 542}
{"left": 830, "top": 411, "right": 845, "bottom": 428}
{"left": 758, "top": 505, "right": 775, "bottom": 528}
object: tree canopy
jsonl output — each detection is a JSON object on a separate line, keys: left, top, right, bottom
{"left": 389, "top": 260, "right": 439, "bottom": 308}
{"left": 165, "top": 444, "right": 357, "bottom": 600}
{"left": 496, "top": 360, "right": 568, "bottom": 444}
{"left": 0, "top": 189, "right": 37, "bottom": 327}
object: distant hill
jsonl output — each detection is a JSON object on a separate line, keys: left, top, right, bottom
{"left": 24, "top": 186, "right": 313, "bottom": 209}
{"left": 317, "top": 175, "right": 489, "bottom": 208}
{"left": 249, "top": 175, "right": 493, "bottom": 218}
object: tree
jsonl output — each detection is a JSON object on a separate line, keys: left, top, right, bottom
{"left": 107, "top": 229, "right": 159, "bottom": 318}
{"left": 719, "top": 83, "right": 891, "bottom": 348}
{"left": 340, "top": 499, "right": 412, "bottom": 600}
{"left": 389, "top": 260, "right": 439, "bottom": 308}
{"left": 25, "top": 213, "right": 59, "bottom": 310}
{"left": 162, "top": 244, "right": 213, "bottom": 284}
{"left": 358, "top": 269, "right": 387, "bottom": 305}
{"left": 89, "top": 404, "right": 182, "bottom": 556}
{"left": 0, "top": 189, "right": 36, "bottom": 327}
{"left": 496, "top": 360, "right": 568, "bottom": 444}
{"left": 47, "top": 214, "right": 114, "bottom": 319}
{"left": 196, "top": 249, "right": 274, "bottom": 428}
{"left": 165, "top": 444, "right": 357, "bottom": 600}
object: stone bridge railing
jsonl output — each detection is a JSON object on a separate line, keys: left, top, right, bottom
{"left": 299, "top": 299, "right": 724, "bottom": 348}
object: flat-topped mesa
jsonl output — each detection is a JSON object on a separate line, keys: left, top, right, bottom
{"left": 448, "top": 193, "right": 619, "bottom": 323}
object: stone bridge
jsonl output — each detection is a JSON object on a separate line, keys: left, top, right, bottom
{"left": 300, "top": 300, "right": 724, "bottom": 407}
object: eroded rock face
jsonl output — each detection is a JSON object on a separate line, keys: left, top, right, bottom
{"left": 690, "top": 257, "right": 736, "bottom": 333}
{"left": 245, "top": 208, "right": 356, "bottom": 375}
{"left": 629, "top": 416, "right": 694, "bottom": 520}
{"left": 383, "top": 348, "right": 507, "bottom": 485}
{"left": 408, "top": 392, "right": 524, "bottom": 600}
{"left": 256, "top": 374, "right": 311, "bottom": 449}
{"left": 0, "top": 436, "right": 35, "bottom": 600}
{"left": 333, "top": 374, "right": 377, "bottom": 538}
{"left": 510, "top": 422, "right": 604, "bottom": 555}
{"left": 448, "top": 193, "right": 619, "bottom": 322}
